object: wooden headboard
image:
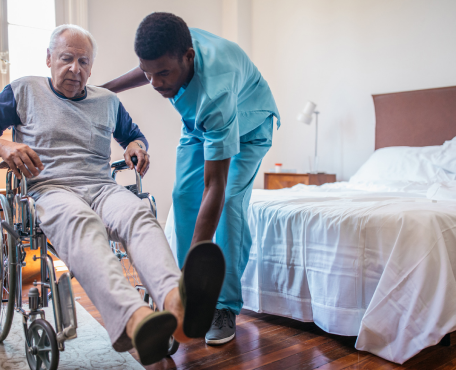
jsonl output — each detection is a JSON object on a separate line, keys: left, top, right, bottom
{"left": 373, "top": 86, "right": 456, "bottom": 149}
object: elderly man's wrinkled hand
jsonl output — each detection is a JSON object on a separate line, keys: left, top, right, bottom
{"left": 0, "top": 140, "right": 44, "bottom": 179}
{"left": 124, "top": 140, "right": 150, "bottom": 177}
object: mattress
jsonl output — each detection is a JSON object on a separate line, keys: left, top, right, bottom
{"left": 240, "top": 182, "right": 456, "bottom": 364}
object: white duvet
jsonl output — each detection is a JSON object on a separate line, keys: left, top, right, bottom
{"left": 241, "top": 181, "right": 456, "bottom": 364}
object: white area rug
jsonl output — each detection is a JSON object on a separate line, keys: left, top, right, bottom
{"left": 0, "top": 302, "right": 143, "bottom": 370}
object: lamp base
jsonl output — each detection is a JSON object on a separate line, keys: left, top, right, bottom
{"left": 308, "top": 156, "right": 320, "bottom": 174}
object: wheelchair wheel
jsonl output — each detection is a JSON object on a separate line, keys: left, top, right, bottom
{"left": 168, "top": 336, "right": 180, "bottom": 356}
{"left": 0, "top": 194, "right": 16, "bottom": 343}
{"left": 25, "top": 319, "right": 59, "bottom": 370}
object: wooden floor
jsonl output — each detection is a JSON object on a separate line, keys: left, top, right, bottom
{"left": 22, "top": 272, "right": 456, "bottom": 370}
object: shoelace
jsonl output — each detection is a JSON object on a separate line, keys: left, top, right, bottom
{"left": 212, "top": 309, "right": 234, "bottom": 329}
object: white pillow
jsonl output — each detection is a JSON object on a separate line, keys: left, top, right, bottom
{"left": 350, "top": 146, "right": 455, "bottom": 184}
{"left": 429, "top": 137, "right": 456, "bottom": 174}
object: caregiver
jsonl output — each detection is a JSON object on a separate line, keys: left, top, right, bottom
{"left": 101, "top": 12, "right": 280, "bottom": 346}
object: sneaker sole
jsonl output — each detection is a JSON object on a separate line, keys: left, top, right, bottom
{"left": 205, "top": 332, "right": 236, "bottom": 345}
{"left": 182, "top": 241, "right": 226, "bottom": 338}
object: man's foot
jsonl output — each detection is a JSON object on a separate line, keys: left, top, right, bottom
{"left": 179, "top": 241, "right": 226, "bottom": 338}
{"left": 130, "top": 310, "right": 177, "bottom": 365}
{"left": 205, "top": 309, "right": 236, "bottom": 345}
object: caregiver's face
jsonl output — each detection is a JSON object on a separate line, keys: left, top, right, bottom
{"left": 139, "top": 48, "right": 194, "bottom": 99}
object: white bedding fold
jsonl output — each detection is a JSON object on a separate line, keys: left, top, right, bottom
{"left": 427, "top": 181, "right": 456, "bottom": 201}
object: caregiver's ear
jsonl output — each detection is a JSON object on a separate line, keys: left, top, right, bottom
{"left": 184, "top": 48, "right": 195, "bottom": 62}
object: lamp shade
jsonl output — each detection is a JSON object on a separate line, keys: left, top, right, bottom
{"left": 297, "top": 101, "right": 317, "bottom": 124}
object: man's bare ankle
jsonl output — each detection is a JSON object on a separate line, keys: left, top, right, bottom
{"left": 164, "top": 287, "right": 180, "bottom": 312}
{"left": 164, "top": 287, "right": 190, "bottom": 343}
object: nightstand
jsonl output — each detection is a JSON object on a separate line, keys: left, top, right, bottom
{"left": 264, "top": 173, "right": 336, "bottom": 190}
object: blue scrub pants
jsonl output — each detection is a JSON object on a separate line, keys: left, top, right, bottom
{"left": 173, "top": 116, "right": 273, "bottom": 315}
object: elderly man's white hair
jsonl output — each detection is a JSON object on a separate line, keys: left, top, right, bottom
{"left": 48, "top": 24, "right": 98, "bottom": 59}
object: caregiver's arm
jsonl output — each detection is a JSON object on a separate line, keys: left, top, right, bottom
{"left": 100, "top": 66, "right": 149, "bottom": 93}
{"left": 191, "top": 158, "right": 231, "bottom": 245}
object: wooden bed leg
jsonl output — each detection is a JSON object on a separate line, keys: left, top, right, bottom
{"left": 439, "top": 333, "right": 451, "bottom": 347}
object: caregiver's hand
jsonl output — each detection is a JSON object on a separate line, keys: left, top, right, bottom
{"left": 124, "top": 140, "right": 150, "bottom": 177}
{"left": 0, "top": 139, "right": 44, "bottom": 179}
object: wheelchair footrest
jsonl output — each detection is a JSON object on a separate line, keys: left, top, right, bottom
{"left": 57, "top": 325, "right": 77, "bottom": 343}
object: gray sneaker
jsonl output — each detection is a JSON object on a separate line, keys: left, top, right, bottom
{"left": 205, "top": 309, "right": 236, "bottom": 345}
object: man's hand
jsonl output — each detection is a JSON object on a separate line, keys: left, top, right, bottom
{"left": 124, "top": 140, "right": 150, "bottom": 177}
{"left": 0, "top": 139, "right": 44, "bottom": 179}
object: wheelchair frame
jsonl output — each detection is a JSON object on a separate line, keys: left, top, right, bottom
{"left": 0, "top": 131, "right": 178, "bottom": 370}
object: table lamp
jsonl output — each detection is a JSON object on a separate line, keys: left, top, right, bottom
{"left": 297, "top": 101, "right": 320, "bottom": 174}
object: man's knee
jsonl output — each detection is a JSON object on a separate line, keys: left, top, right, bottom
{"left": 119, "top": 195, "right": 154, "bottom": 223}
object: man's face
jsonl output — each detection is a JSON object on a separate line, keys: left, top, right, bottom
{"left": 46, "top": 31, "right": 93, "bottom": 98}
{"left": 139, "top": 49, "right": 195, "bottom": 99}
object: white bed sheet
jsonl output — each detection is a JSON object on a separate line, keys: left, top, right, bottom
{"left": 165, "top": 181, "right": 456, "bottom": 364}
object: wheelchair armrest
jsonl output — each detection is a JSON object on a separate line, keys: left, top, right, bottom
{"left": 111, "top": 159, "right": 128, "bottom": 170}
{"left": 111, "top": 156, "right": 138, "bottom": 170}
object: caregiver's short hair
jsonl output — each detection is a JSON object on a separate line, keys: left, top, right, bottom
{"left": 48, "top": 24, "right": 98, "bottom": 59}
{"left": 134, "top": 12, "right": 193, "bottom": 60}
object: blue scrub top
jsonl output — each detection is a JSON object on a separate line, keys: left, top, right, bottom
{"left": 170, "top": 28, "right": 280, "bottom": 161}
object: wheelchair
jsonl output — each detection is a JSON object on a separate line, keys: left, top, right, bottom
{"left": 0, "top": 139, "right": 179, "bottom": 370}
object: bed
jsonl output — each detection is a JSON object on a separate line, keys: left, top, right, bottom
{"left": 165, "top": 86, "right": 456, "bottom": 364}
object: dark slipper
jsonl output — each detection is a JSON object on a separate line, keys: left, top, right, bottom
{"left": 132, "top": 311, "right": 177, "bottom": 365}
{"left": 179, "top": 241, "right": 226, "bottom": 338}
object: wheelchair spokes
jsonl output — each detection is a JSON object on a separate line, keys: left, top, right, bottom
{"left": 110, "top": 241, "right": 147, "bottom": 301}
{"left": 0, "top": 193, "right": 16, "bottom": 343}
{"left": 25, "top": 319, "right": 59, "bottom": 370}
{"left": 0, "top": 242, "right": 9, "bottom": 331}
{"left": 1, "top": 244, "right": 9, "bottom": 307}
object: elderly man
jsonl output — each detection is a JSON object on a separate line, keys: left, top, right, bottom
{"left": 0, "top": 25, "right": 225, "bottom": 365}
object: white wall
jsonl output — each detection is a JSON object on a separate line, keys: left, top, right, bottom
{"left": 87, "top": 0, "right": 223, "bottom": 224}
{"left": 252, "top": 0, "right": 456, "bottom": 183}
{"left": 222, "top": 0, "right": 252, "bottom": 57}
